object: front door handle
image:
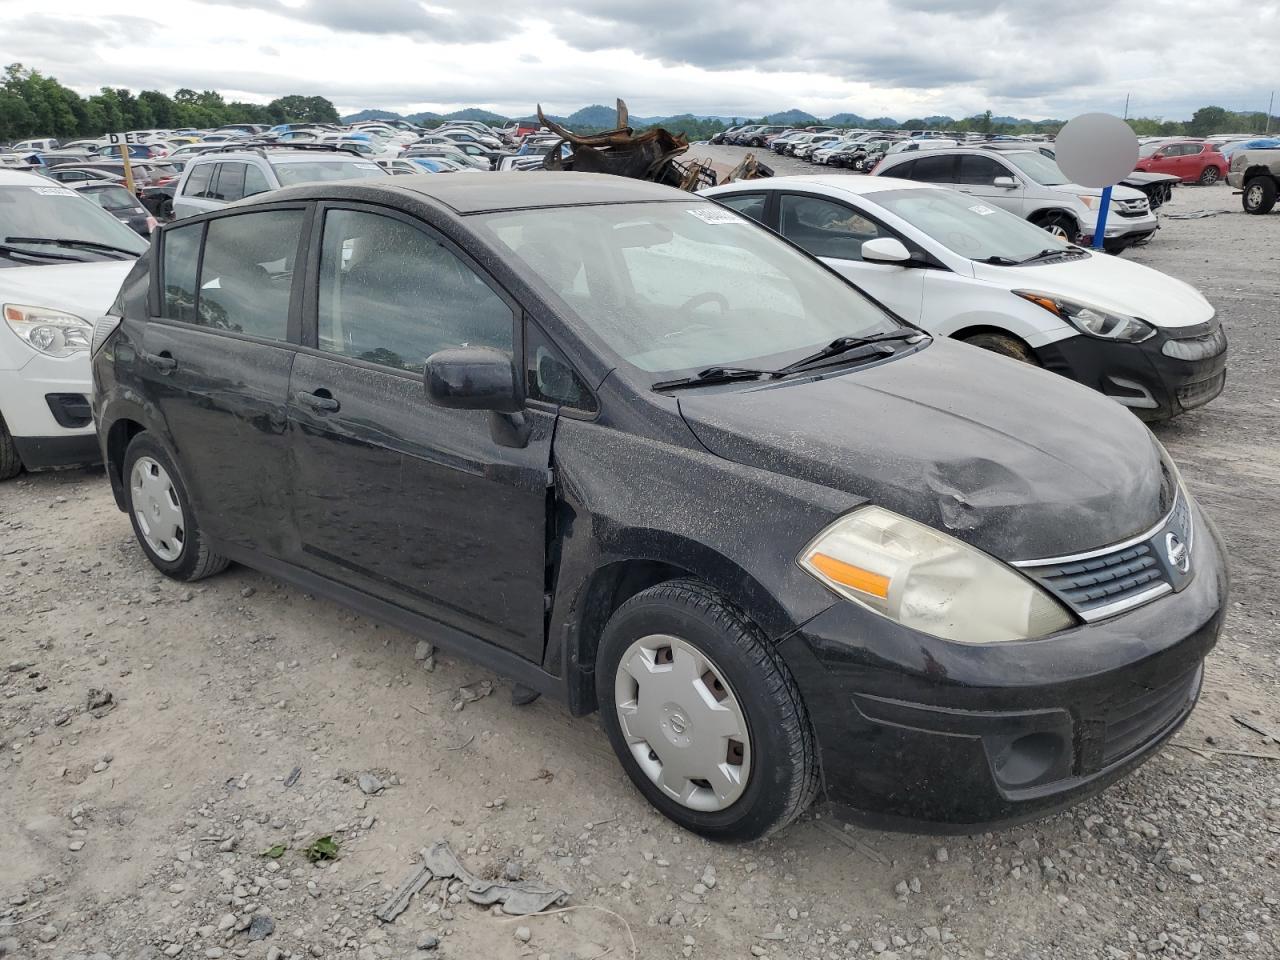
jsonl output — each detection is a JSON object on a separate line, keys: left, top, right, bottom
{"left": 144, "top": 351, "right": 176, "bottom": 373}
{"left": 296, "top": 390, "right": 340, "bottom": 413}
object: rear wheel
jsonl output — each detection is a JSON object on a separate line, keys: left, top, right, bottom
{"left": 1242, "top": 176, "right": 1277, "bottom": 215}
{"left": 1198, "top": 165, "right": 1220, "bottom": 185}
{"left": 0, "top": 414, "right": 22, "bottom": 480}
{"left": 123, "top": 433, "right": 228, "bottom": 581}
{"left": 596, "top": 579, "right": 819, "bottom": 840}
{"left": 962, "top": 331, "right": 1038, "bottom": 364}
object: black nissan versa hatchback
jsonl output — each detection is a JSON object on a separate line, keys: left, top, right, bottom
{"left": 91, "top": 173, "right": 1227, "bottom": 839}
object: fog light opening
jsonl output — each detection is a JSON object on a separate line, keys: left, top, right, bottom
{"left": 993, "top": 732, "right": 1065, "bottom": 788}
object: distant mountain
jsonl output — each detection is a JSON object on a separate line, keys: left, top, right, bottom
{"left": 341, "top": 108, "right": 405, "bottom": 123}
{"left": 443, "top": 108, "right": 509, "bottom": 124}
{"left": 765, "top": 109, "right": 819, "bottom": 125}
{"left": 564, "top": 104, "right": 626, "bottom": 128}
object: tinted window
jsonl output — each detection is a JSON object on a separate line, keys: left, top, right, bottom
{"left": 780, "top": 195, "right": 888, "bottom": 260}
{"left": 958, "top": 155, "right": 1008, "bottom": 184}
{"left": 270, "top": 160, "right": 385, "bottom": 186}
{"left": 317, "top": 209, "right": 513, "bottom": 373}
{"left": 161, "top": 224, "right": 202, "bottom": 323}
{"left": 196, "top": 210, "right": 302, "bottom": 339}
{"left": 908, "top": 154, "right": 956, "bottom": 183}
{"left": 244, "top": 163, "right": 271, "bottom": 197}
{"left": 717, "top": 193, "right": 767, "bottom": 223}
{"left": 182, "top": 163, "right": 214, "bottom": 198}
{"left": 210, "top": 163, "right": 246, "bottom": 202}
{"left": 889, "top": 159, "right": 916, "bottom": 178}
{"left": 525, "top": 322, "right": 596, "bottom": 413}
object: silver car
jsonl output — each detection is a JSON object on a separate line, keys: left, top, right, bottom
{"left": 172, "top": 146, "right": 388, "bottom": 219}
{"left": 873, "top": 148, "right": 1159, "bottom": 251}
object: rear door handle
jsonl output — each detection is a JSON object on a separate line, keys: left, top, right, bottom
{"left": 144, "top": 352, "right": 176, "bottom": 373}
{"left": 295, "top": 390, "right": 340, "bottom": 413}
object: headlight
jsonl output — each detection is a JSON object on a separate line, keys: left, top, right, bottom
{"left": 3, "top": 304, "right": 93, "bottom": 358}
{"left": 799, "top": 506, "right": 1074, "bottom": 644}
{"left": 1013, "top": 291, "right": 1156, "bottom": 342}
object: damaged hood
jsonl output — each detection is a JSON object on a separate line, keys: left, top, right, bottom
{"left": 678, "top": 339, "right": 1168, "bottom": 562}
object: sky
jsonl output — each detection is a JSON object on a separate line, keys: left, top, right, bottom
{"left": 0, "top": 0, "right": 1276, "bottom": 122}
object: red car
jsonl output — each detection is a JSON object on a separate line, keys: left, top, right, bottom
{"left": 1134, "top": 140, "right": 1228, "bottom": 185}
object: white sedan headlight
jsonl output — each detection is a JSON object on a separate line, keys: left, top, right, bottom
{"left": 3, "top": 304, "right": 93, "bottom": 358}
{"left": 799, "top": 506, "right": 1075, "bottom": 644}
{"left": 1013, "top": 291, "right": 1156, "bottom": 342}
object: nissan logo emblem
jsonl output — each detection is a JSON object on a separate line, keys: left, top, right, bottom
{"left": 1165, "top": 532, "right": 1190, "bottom": 573}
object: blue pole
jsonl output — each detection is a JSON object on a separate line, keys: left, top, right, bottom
{"left": 1092, "top": 185, "right": 1113, "bottom": 250}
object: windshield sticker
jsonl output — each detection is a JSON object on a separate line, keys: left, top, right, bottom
{"left": 30, "top": 186, "right": 76, "bottom": 197}
{"left": 687, "top": 207, "right": 743, "bottom": 224}
{"left": 968, "top": 203, "right": 996, "bottom": 216}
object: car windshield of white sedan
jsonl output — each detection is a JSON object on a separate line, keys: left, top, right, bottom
{"left": 1003, "top": 151, "right": 1072, "bottom": 186}
{"left": 873, "top": 188, "right": 1073, "bottom": 263}
{"left": 481, "top": 203, "right": 901, "bottom": 374}
{"left": 0, "top": 185, "right": 148, "bottom": 258}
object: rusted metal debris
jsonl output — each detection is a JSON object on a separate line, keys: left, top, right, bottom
{"left": 537, "top": 98, "right": 771, "bottom": 190}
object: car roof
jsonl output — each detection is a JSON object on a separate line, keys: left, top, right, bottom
{"left": 708, "top": 174, "right": 942, "bottom": 197}
{"left": 0, "top": 169, "right": 53, "bottom": 186}
{"left": 274, "top": 171, "right": 690, "bottom": 214}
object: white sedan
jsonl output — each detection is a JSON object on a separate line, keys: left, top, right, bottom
{"left": 699, "top": 175, "right": 1227, "bottom": 421}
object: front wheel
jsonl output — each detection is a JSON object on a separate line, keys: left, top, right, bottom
{"left": 596, "top": 579, "right": 820, "bottom": 840}
{"left": 1242, "top": 176, "right": 1277, "bottom": 215}
{"left": 0, "top": 414, "right": 22, "bottom": 480}
{"left": 962, "top": 331, "right": 1038, "bottom": 364}
{"left": 1036, "top": 213, "right": 1079, "bottom": 244}
{"left": 123, "top": 433, "right": 229, "bottom": 581}
{"left": 1198, "top": 165, "right": 1220, "bottom": 185}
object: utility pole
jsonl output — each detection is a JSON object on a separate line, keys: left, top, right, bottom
{"left": 1123, "top": 93, "right": 1130, "bottom": 120}
{"left": 1266, "top": 91, "right": 1274, "bottom": 135}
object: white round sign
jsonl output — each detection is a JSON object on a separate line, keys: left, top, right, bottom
{"left": 1054, "top": 112, "right": 1139, "bottom": 188}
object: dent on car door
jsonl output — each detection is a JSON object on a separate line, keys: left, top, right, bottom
{"left": 143, "top": 207, "right": 305, "bottom": 554}
{"left": 776, "top": 193, "right": 925, "bottom": 321}
{"left": 286, "top": 205, "right": 555, "bottom": 661}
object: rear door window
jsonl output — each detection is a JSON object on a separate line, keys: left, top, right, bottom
{"left": 211, "top": 163, "right": 247, "bottom": 202}
{"left": 194, "top": 210, "right": 303, "bottom": 340}
{"left": 182, "top": 163, "right": 214, "bottom": 198}
{"left": 161, "top": 223, "right": 202, "bottom": 323}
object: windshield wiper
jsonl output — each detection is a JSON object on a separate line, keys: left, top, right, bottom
{"left": 651, "top": 366, "right": 776, "bottom": 391}
{"left": 4, "top": 236, "right": 137, "bottom": 258}
{"left": 979, "top": 255, "right": 1020, "bottom": 266}
{"left": 774, "top": 330, "right": 927, "bottom": 376}
{"left": 1018, "top": 247, "right": 1080, "bottom": 265}
{"left": 0, "top": 242, "right": 82, "bottom": 263}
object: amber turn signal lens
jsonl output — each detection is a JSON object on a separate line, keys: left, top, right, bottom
{"left": 808, "top": 553, "right": 891, "bottom": 599}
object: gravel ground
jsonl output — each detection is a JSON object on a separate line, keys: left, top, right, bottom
{"left": 2, "top": 159, "right": 1278, "bottom": 960}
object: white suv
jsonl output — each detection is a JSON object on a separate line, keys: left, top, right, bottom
{"left": 874, "top": 148, "right": 1159, "bottom": 251}
{"left": 172, "top": 145, "right": 388, "bottom": 219}
{"left": 0, "top": 170, "right": 148, "bottom": 478}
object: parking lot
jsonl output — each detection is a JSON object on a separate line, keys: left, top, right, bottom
{"left": 2, "top": 159, "right": 1278, "bottom": 960}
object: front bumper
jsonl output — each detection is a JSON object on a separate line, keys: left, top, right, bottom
{"left": 780, "top": 500, "right": 1226, "bottom": 832}
{"left": 1033, "top": 321, "right": 1228, "bottom": 421}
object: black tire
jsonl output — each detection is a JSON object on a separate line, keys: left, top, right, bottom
{"left": 1242, "top": 176, "right": 1277, "bottom": 215}
{"left": 1197, "top": 165, "right": 1220, "bottom": 186}
{"left": 0, "top": 414, "right": 22, "bottom": 480}
{"left": 851, "top": 155, "right": 867, "bottom": 171}
{"left": 1035, "top": 213, "right": 1079, "bottom": 244}
{"left": 123, "top": 433, "right": 229, "bottom": 581}
{"left": 962, "top": 331, "right": 1038, "bottom": 364}
{"left": 596, "top": 578, "right": 820, "bottom": 840}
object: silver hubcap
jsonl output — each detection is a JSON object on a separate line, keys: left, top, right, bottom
{"left": 130, "top": 457, "right": 185, "bottom": 562}
{"left": 614, "top": 634, "right": 751, "bottom": 812}
{"left": 1246, "top": 185, "right": 1263, "bottom": 207}
{"left": 1045, "top": 223, "right": 1069, "bottom": 239}
{"left": 1202, "top": 168, "right": 1217, "bottom": 184}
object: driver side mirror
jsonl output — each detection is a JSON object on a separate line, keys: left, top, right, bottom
{"left": 993, "top": 176, "right": 1018, "bottom": 189}
{"left": 424, "top": 347, "right": 522, "bottom": 413}
{"left": 862, "top": 237, "right": 913, "bottom": 264}
{"left": 1151, "top": 152, "right": 1165, "bottom": 160}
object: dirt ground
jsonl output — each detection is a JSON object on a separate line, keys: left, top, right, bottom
{"left": 2, "top": 158, "right": 1278, "bottom": 960}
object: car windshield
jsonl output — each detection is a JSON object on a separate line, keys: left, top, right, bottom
{"left": 871, "top": 188, "right": 1073, "bottom": 263}
{"left": 0, "top": 184, "right": 147, "bottom": 259}
{"left": 270, "top": 159, "right": 387, "bottom": 185}
{"left": 479, "top": 202, "right": 902, "bottom": 376}
{"left": 1002, "top": 151, "right": 1071, "bottom": 186}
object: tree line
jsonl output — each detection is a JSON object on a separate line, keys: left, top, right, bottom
{"left": 0, "top": 64, "right": 339, "bottom": 142}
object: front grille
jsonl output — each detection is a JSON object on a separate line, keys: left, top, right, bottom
{"left": 1100, "top": 666, "right": 1201, "bottom": 766}
{"left": 1177, "top": 370, "right": 1227, "bottom": 408}
{"left": 1113, "top": 198, "right": 1151, "bottom": 218}
{"left": 1016, "top": 489, "right": 1194, "bottom": 621}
